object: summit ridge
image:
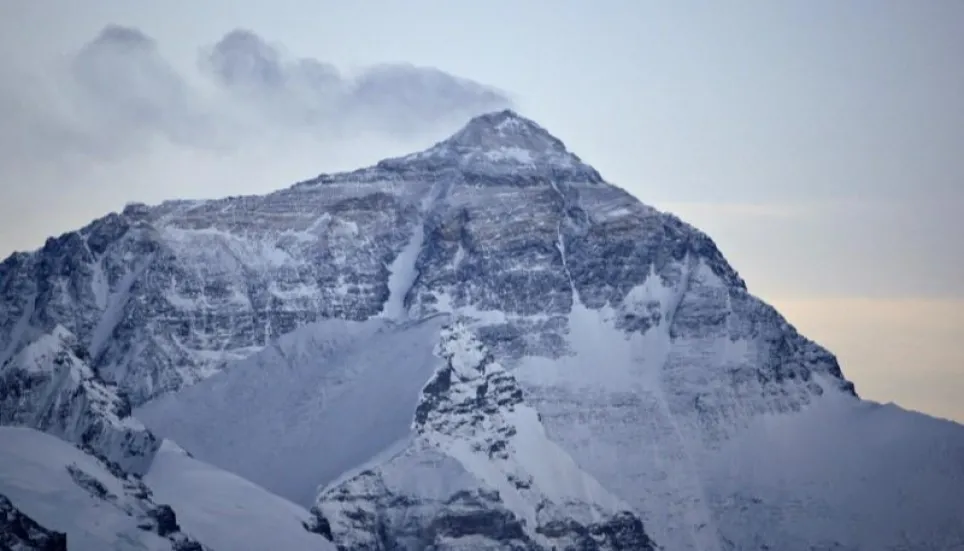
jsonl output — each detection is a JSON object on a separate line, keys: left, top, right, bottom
{"left": 374, "top": 109, "right": 604, "bottom": 182}
{"left": 437, "top": 109, "right": 569, "bottom": 153}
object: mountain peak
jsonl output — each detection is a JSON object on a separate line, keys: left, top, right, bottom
{"left": 444, "top": 109, "right": 565, "bottom": 153}
{"left": 376, "top": 109, "right": 603, "bottom": 182}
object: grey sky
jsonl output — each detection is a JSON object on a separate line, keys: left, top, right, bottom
{"left": 0, "top": 2, "right": 961, "bottom": 420}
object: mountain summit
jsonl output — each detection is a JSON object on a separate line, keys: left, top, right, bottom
{"left": 440, "top": 109, "right": 566, "bottom": 150}
{"left": 1, "top": 110, "right": 963, "bottom": 550}
{"left": 374, "top": 109, "right": 603, "bottom": 182}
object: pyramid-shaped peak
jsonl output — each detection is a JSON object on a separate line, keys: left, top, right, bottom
{"left": 376, "top": 110, "right": 603, "bottom": 183}
{"left": 444, "top": 109, "right": 567, "bottom": 153}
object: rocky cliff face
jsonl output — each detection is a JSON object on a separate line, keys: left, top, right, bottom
{"left": 0, "top": 109, "right": 852, "bottom": 411}
{"left": 315, "top": 324, "right": 657, "bottom": 551}
{"left": 0, "top": 188, "right": 417, "bottom": 406}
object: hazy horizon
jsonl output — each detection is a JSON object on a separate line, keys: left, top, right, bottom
{"left": 1, "top": 1, "right": 961, "bottom": 423}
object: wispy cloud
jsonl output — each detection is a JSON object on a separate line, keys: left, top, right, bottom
{"left": 1, "top": 24, "right": 511, "bottom": 161}
{"left": 0, "top": 24, "right": 512, "bottom": 255}
{"left": 67, "top": 25, "right": 207, "bottom": 155}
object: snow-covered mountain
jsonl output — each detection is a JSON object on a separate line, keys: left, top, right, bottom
{"left": 1, "top": 109, "right": 963, "bottom": 550}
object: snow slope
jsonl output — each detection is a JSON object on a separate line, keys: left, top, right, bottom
{"left": 136, "top": 315, "right": 449, "bottom": 507}
{"left": 706, "top": 395, "right": 964, "bottom": 550}
{"left": 145, "top": 439, "right": 336, "bottom": 551}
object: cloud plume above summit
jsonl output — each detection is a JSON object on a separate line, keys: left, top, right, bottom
{"left": 198, "top": 29, "right": 509, "bottom": 139}
{"left": 67, "top": 25, "right": 205, "bottom": 155}
{"left": 6, "top": 24, "right": 510, "bottom": 161}
{"left": 0, "top": 24, "right": 511, "bottom": 255}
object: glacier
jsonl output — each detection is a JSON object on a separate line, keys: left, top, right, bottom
{"left": 0, "top": 108, "right": 962, "bottom": 550}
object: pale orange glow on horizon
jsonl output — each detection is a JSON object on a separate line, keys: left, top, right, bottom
{"left": 771, "top": 297, "right": 964, "bottom": 423}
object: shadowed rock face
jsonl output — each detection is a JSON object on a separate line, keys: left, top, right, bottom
{"left": 0, "top": 494, "right": 68, "bottom": 551}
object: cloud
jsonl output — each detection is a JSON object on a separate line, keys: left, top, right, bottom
{"left": 0, "top": 24, "right": 512, "bottom": 256}
{"left": 203, "top": 29, "right": 292, "bottom": 91}
{"left": 1, "top": 25, "right": 511, "bottom": 161}
{"left": 197, "top": 29, "right": 508, "bottom": 139}
{"left": 347, "top": 63, "right": 511, "bottom": 136}
{"left": 66, "top": 25, "right": 208, "bottom": 155}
